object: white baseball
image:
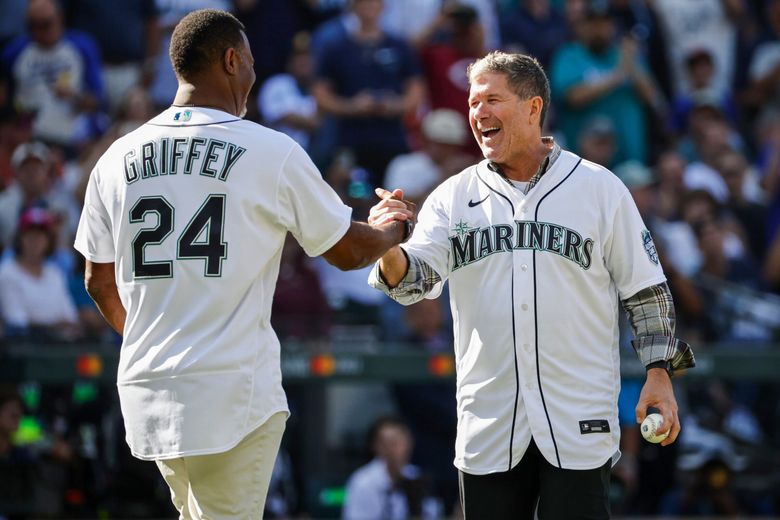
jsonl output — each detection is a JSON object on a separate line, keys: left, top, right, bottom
{"left": 641, "top": 413, "right": 669, "bottom": 443}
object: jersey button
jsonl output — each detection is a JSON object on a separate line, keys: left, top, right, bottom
{"left": 523, "top": 343, "right": 531, "bottom": 351}
{"left": 521, "top": 304, "right": 529, "bottom": 311}
{"left": 521, "top": 264, "right": 528, "bottom": 271}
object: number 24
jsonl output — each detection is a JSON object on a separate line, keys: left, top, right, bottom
{"left": 130, "top": 194, "right": 227, "bottom": 279}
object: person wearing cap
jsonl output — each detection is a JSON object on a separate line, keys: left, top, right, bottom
{"left": 0, "top": 141, "right": 53, "bottom": 249}
{"left": 0, "top": 206, "right": 79, "bottom": 339}
{"left": 549, "top": 0, "right": 659, "bottom": 164}
{"left": 384, "top": 109, "right": 473, "bottom": 205}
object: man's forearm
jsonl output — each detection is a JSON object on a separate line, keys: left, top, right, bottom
{"left": 85, "top": 261, "right": 126, "bottom": 335}
{"left": 89, "top": 286, "right": 126, "bottom": 335}
{"left": 378, "top": 246, "right": 409, "bottom": 288}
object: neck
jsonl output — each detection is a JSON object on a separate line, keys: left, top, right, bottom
{"left": 172, "top": 82, "right": 241, "bottom": 117}
{"left": 500, "top": 137, "right": 553, "bottom": 182}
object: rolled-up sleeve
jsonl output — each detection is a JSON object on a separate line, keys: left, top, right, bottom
{"left": 368, "top": 250, "right": 442, "bottom": 306}
{"left": 622, "top": 282, "right": 695, "bottom": 373}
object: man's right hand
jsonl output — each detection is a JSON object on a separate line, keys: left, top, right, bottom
{"left": 369, "top": 188, "right": 416, "bottom": 228}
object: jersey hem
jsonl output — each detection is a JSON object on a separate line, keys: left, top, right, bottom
{"left": 73, "top": 244, "right": 115, "bottom": 264}
{"left": 305, "top": 210, "right": 352, "bottom": 257}
{"left": 128, "top": 407, "right": 290, "bottom": 461}
{"left": 455, "top": 447, "right": 620, "bottom": 474}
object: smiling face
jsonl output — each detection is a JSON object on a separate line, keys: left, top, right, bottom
{"left": 468, "top": 71, "right": 542, "bottom": 175}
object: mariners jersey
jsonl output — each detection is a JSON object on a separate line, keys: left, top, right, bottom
{"left": 75, "top": 107, "right": 352, "bottom": 460}
{"left": 401, "top": 150, "right": 666, "bottom": 473}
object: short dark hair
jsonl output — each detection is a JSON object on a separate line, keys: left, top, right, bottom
{"left": 467, "top": 51, "right": 551, "bottom": 129}
{"left": 169, "top": 9, "right": 246, "bottom": 80}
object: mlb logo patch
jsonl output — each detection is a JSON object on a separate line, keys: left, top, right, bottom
{"left": 641, "top": 229, "right": 659, "bottom": 265}
{"left": 174, "top": 110, "right": 192, "bottom": 122}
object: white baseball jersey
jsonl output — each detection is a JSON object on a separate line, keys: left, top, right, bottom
{"left": 74, "top": 106, "right": 352, "bottom": 460}
{"left": 400, "top": 150, "right": 665, "bottom": 473}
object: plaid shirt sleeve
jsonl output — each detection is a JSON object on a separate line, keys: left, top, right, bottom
{"left": 368, "top": 250, "right": 442, "bottom": 305}
{"left": 622, "top": 282, "right": 695, "bottom": 374}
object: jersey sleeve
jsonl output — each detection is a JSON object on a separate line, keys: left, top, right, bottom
{"left": 74, "top": 168, "right": 116, "bottom": 263}
{"left": 401, "top": 182, "right": 452, "bottom": 282}
{"left": 603, "top": 191, "right": 666, "bottom": 299}
{"left": 276, "top": 142, "right": 352, "bottom": 257}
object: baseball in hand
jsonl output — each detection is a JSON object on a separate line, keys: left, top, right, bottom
{"left": 641, "top": 413, "right": 669, "bottom": 443}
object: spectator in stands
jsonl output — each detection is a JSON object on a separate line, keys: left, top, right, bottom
{"left": 416, "top": 3, "right": 485, "bottom": 122}
{"left": 0, "top": 207, "right": 79, "bottom": 340}
{"left": 0, "top": 386, "right": 36, "bottom": 516}
{"left": 312, "top": 0, "right": 425, "bottom": 185}
{"left": 576, "top": 115, "right": 618, "bottom": 169}
{"left": 343, "top": 416, "right": 437, "bottom": 520}
{"left": 671, "top": 49, "right": 738, "bottom": 134}
{"left": 258, "top": 32, "right": 320, "bottom": 152}
{"left": 62, "top": 0, "right": 159, "bottom": 114}
{"left": 0, "top": 141, "right": 74, "bottom": 253}
{"left": 383, "top": 108, "right": 472, "bottom": 205}
{"left": 683, "top": 116, "right": 736, "bottom": 203}
{"left": 499, "top": 0, "right": 568, "bottom": 69}
{"left": 0, "top": 108, "right": 34, "bottom": 192}
{"left": 0, "top": 0, "right": 106, "bottom": 150}
{"left": 744, "top": 0, "right": 780, "bottom": 122}
{"left": 550, "top": 1, "right": 659, "bottom": 163}
{"left": 649, "top": 0, "right": 740, "bottom": 99}
{"left": 717, "top": 149, "right": 769, "bottom": 262}
{"left": 273, "top": 235, "right": 332, "bottom": 341}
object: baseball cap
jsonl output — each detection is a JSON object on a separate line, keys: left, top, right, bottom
{"left": 11, "top": 141, "right": 50, "bottom": 170}
{"left": 614, "top": 160, "right": 656, "bottom": 190}
{"left": 421, "top": 109, "right": 468, "bottom": 145}
{"left": 18, "top": 207, "right": 55, "bottom": 231}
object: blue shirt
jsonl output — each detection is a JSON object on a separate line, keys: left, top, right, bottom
{"left": 316, "top": 32, "right": 421, "bottom": 152}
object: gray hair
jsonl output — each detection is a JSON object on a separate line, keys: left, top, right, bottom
{"left": 467, "top": 51, "right": 550, "bottom": 128}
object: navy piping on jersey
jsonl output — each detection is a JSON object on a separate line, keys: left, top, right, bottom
{"left": 532, "top": 157, "right": 582, "bottom": 468}
{"left": 147, "top": 119, "right": 242, "bottom": 127}
{"left": 474, "top": 166, "right": 519, "bottom": 472}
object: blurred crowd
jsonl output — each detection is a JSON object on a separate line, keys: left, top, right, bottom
{"left": 1, "top": 0, "right": 780, "bottom": 517}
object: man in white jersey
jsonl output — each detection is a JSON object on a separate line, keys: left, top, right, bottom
{"left": 368, "top": 51, "right": 695, "bottom": 518}
{"left": 74, "top": 9, "right": 414, "bottom": 519}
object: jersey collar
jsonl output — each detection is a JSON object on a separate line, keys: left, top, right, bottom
{"left": 148, "top": 106, "right": 243, "bottom": 127}
{"left": 486, "top": 137, "right": 561, "bottom": 195}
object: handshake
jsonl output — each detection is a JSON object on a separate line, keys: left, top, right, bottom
{"left": 369, "top": 187, "right": 417, "bottom": 243}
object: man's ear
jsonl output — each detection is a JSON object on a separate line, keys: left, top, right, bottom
{"left": 223, "top": 47, "right": 239, "bottom": 75}
{"left": 528, "top": 96, "right": 543, "bottom": 126}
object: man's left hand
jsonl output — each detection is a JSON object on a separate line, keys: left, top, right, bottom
{"left": 635, "top": 368, "right": 679, "bottom": 446}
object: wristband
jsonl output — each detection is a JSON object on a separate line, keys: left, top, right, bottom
{"left": 646, "top": 359, "right": 672, "bottom": 376}
{"left": 401, "top": 219, "right": 414, "bottom": 243}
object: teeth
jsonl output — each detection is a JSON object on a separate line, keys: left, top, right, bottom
{"left": 481, "top": 127, "right": 499, "bottom": 134}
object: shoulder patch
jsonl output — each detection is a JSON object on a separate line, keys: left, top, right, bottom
{"left": 641, "top": 229, "right": 659, "bottom": 265}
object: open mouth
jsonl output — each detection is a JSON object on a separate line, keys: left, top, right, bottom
{"left": 480, "top": 127, "right": 500, "bottom": 139}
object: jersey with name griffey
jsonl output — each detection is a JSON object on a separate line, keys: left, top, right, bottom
{"left": 75, "top": 107, "right": 352, "bottom": 460}
{"left": 402, "top": 150, "right": 665, "bottom": 473}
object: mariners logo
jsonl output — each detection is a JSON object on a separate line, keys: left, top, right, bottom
{"left": 642, "top": 229, "right": 659, "bottom": 265}
{"left": 449, "top": 219, "right": 594, "bottom": 271}
{"left": 174, "top": 110, "right": 192, "bottom": 122}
